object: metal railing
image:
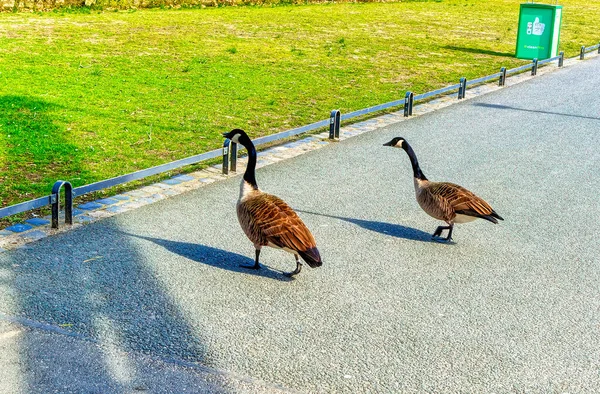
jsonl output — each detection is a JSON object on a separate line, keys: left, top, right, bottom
{"left": 580, "top": 42, "right": 600, "bottom": 59}
{"left": 224, "top": 52, "right": 574, "bottom": 173}
{"left": 0, "top": 149, "right": 227, "bottom": 228}
{"left": 1, "top": 45, "right": 596, "bottom": 229}
{"left": 222, "top": 55, "right": 554, "bottom": 173}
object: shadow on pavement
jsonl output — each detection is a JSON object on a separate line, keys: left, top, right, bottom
{"left": 0, "top": 223, "right": 220, "bottom": 392}
{"left": 473, "top": 102, "right": 600, "bottom": 120}
{"left": 296, "top": 210, "right": 433, "bottom": 242}
{"left": 120, "top": 232, "right": 292, "bottom": 282}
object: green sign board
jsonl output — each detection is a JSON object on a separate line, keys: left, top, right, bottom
{"left": 515, "top": 3, "right": 562, "bottom": 60}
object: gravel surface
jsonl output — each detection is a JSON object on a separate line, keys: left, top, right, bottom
{"left": 0, "top": 56, "right": 599, "bottom": 392}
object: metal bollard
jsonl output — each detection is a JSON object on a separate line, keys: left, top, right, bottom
{"left": 580, "top": 46, "right": 585, "bottom": 60}
{"left": 329, "top": 110, "right": 341, "bottom": 140}
{"left": 51, "top": 180, "right": 73, "bottom": 229}
{"left": 458, "top": 78, "right": 467, "bottom": 99}
{"left": 229, "top": 140, "right": 237, "bottom": 173}
{"left": 531, "top": 58, "right": 538, "bottom": 76}
{"left": 558, "top": 51, "right": 564, "bottom": 67}
{"left": 403, "top": 92, "right": 414, "bottom": 117}
{"left": 222, "top": 139, "right": 231, "bottom": 175}
{"left": 499, "top": 67, "right": 507, "bottom": 86}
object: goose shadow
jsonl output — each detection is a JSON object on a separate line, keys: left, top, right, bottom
{"left": 296, "top": 210, "right": 437, "bottom": 243}
{"left": 120, "top": 231, "right": 293, "bottom": 282}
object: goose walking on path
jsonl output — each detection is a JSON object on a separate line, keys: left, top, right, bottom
{"left": 223, "top": 129, "right": 322, "bottom": 276}
{"left": 383, "top": 137, "right": 503, "bottom": 242}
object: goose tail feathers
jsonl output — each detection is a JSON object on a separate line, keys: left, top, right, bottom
{"left": 479, "top": 210, "right": 504, "bottom": 224}
{"left": 455, "top": 208, "right": 504, "bottom": 224}
{"left": 490, "top": 210, "right": 504, "bottom": 221}
{"left": 298, "top": 247, "right": 322, "bottom": 268}
{"left": 481, "top": 215, "right": 499, "bottom": 224}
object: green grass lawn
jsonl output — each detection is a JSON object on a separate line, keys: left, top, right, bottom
{"left": 0, "top": 0, "right": 598, "bottom": 210}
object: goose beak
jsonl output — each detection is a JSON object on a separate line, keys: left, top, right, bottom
{"left": 383, "top": 141, "right": 393, "bottom": 146}
{"left": 222, "top": 132, "right": 230, "bottom": 139}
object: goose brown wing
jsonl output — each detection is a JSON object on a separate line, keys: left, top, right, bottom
{"left": 428, "top": 182, "right": 498, "bottom": 220}
{"left": 418, "top": 187, "right": 455, "bottom": 222}
{"left": 239, "top": 193, "right": 317, "bottom": 254}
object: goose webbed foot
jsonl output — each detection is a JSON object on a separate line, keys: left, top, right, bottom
{"left": 284, "top": 258, "right": 303, "bottom": 277}
{"left": 432, "top": 225, "right": 454, "bottom": 242}
{"left": 241, "top": 249, "right": 261, "bottom": 270}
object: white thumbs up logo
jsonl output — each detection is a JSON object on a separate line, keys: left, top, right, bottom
{"left": 531, "top": 17, "right": 545, "bottom": 36}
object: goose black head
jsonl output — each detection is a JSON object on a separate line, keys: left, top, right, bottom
{"left": 222, "top": 129, "right": 250, "bottom": 145}
{"left": 383, "top": 137, "right": 406, "bottom": 148}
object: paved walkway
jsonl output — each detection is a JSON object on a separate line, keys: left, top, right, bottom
{"left": 1, "top": 55, "right": 599, "bottom": 392}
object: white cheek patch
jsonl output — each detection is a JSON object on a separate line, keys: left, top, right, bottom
{"left": 231, "top": 134, "right": 241, "bottom": 143}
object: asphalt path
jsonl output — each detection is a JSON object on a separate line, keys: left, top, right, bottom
{"left": 1, "top": 56, "right": 599, "bottom": 392}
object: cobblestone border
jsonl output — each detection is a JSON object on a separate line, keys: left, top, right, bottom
{"left": 0, "top": 55, "right": 592, "bottom": 252}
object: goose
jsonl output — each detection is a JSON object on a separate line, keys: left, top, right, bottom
{"left": 222, "top": 129, "right": 322, "bottom": 276}
{"left": 383, "top": 137, "right": 503, "bottom": 241}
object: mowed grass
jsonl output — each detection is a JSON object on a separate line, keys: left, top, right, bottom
{"left": 0, "top": 0, "right": 598, "bottom": 209}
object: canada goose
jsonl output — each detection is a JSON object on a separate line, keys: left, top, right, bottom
{"left": 383, "top": 137, "right": 503, "bottom": 241}
{"left": 222, "top": 129, "right": 322, "bottom": 276}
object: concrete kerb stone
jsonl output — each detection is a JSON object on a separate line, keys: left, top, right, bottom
{"left": 0, "top": 52, "right": 595, "bottom": 252}
{"left": 22, "top": 230, "right": 47, "bottom": 242}
{"left": 25, "top": 218, "right": 51, "bottom": 227}
{"left": 4, "top": 223, "right": 33, "bottom": 233}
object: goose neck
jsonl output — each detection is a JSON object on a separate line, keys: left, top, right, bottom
{"left": 403, "top": 143, "right": 427, "bottom": 181}
{"left": 239, "top": 138, "right": 259, "bottom": 190}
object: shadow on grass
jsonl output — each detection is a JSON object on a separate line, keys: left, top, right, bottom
{"left": 296, "top": 210, "right": 433, "bottom": 242}
{"left": 120, "top": 231, "right": 292, "bottom": 282}
{"left": 473, "top": 102, "right": 600, "bottom": 121}
{"left": 0, "top": 95, "right": 90, "bottom": 206}
{"left": 442, "top": 45, "right": 514, "bottom": 57}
